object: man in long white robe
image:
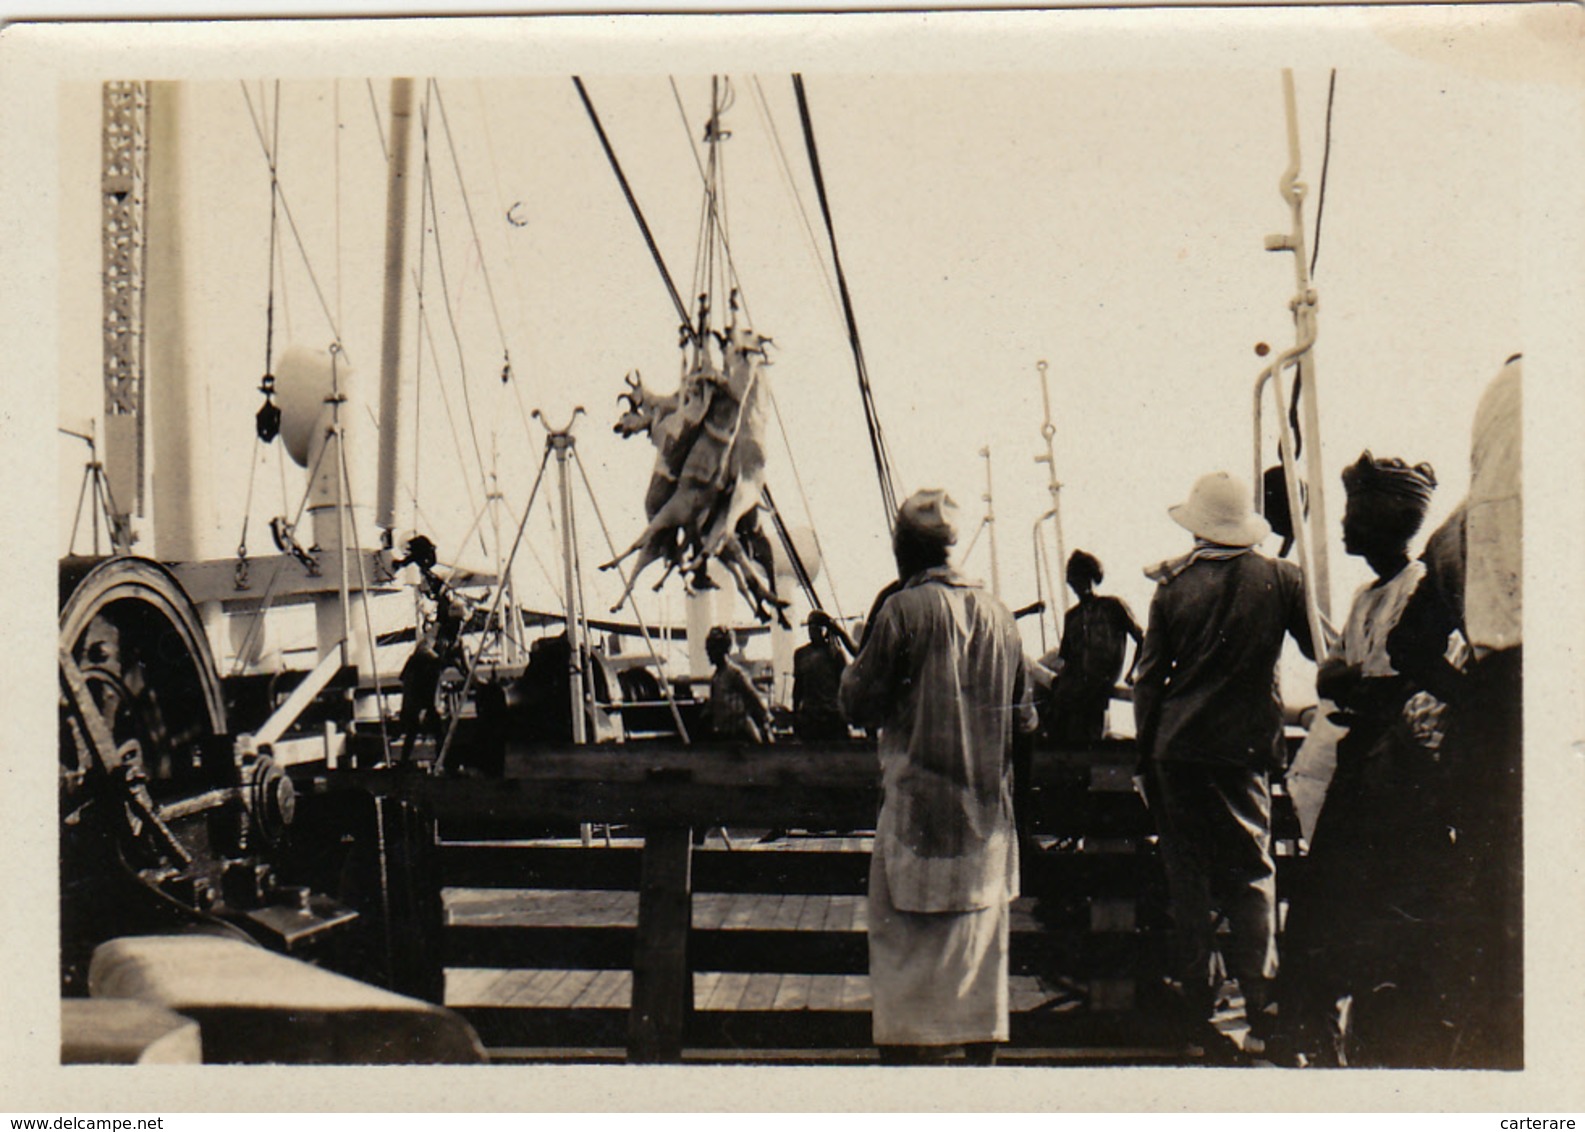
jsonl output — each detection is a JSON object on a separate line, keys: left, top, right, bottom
{"left": 840, "top": 489, "right": 1037, "bottom": 1065}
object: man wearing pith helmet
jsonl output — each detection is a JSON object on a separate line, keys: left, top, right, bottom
{"left": 840, "top": 488, "right": 1038, "bottom": 1066}
{"left": 1133, "top": 470, "right": 1316, "bottom": 1052}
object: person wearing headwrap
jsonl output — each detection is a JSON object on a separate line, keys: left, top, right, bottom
{"left": 1046, "top": 549, "right": 1143, "bottom": 745}
{"left": 839, "top": 489, "right": 1037, "bottom": 1065}
{"left": 1274, "top": 450, "right": 1467, "bottom": 1068}
{"left": 1132, "top": 471, "right": 1315, "bottom": 1054}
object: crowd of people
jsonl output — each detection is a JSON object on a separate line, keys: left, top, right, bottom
{"left": 391, "top": 357, "right": 1521, "bottom": 1069}
{"left": 760, "top": 357, "right": 1520, "bottom": 1069}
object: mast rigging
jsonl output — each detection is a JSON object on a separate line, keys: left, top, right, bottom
{"left": 791, "top": 73, "right": 901, "bottom": 537}
{"left": 572, "top": 76, "right": 700, "bottom": 346}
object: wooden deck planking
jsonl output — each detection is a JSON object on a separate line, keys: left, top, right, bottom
{"left": 737, "top": 972, "right": 782, "bottom": 1011}
{"left": 692, "top": 972, "right": 720, "bottom": 1010}
{"left": 1011, "top": 976, "right": 1056, "bottom": 1012}
{"left": 772, "top": 894, "right": 807, "bottom": 932}
{"left": 701, "top": 972, "right": 752, "bottom": 1012}
{"left": 570, "top": 968, "right": 628, "bottom": 1009}
{"left": 839, "top": 974, "right": 872, "bottom": 1011}
{"left": 691, "top": 893, "right": 731, "bottom": 930}
{"left": 771, "top": 973, "right": 814, "bottom": 1010}
{"left": 445, "top": 968, "right": 513, "bottom": 1004}
{"left": 446, "top": 887, "right": 638, "bottom": 928}
{"left": 722, "top": 893, "right": 760, "bottom": 930}
{"left": 807, "top": 973, "right": 845, "bottom": 1011}
{"left": 503, "top": 967, "right": 574, "bottom": 1008}
{"left": 850, "top": 896, "right": 869, "bottom": 933}
{"left": 797, "top": 894, "right": 831, "bottom": 931}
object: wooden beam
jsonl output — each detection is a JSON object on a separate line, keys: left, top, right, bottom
{"left": 436, "top": 844, "right": 875, "bottom": 896}
{"left": 627, "top": 829, "right": 692, "bottom": 1063}
{"left": 170, "top": 552, "right": 397, "bottom": 609}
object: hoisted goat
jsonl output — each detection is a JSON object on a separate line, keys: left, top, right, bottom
{"left": 603, "top": 326, "right": 788, "bottom": 626}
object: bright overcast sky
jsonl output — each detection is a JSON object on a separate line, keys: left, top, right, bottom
{"left": 46, "top": 6, "right": 1580, "bottom": 674}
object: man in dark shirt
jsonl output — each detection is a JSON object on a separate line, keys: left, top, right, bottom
{"left": 1133, "top": 471, "right": 1315, "bottom": 1046}
{"left": 793, "top": 613, "right": 851, "bottom": 741}
{"left": 1048, "top": 549, "right": 1142, "bottom": 745}
{"left": 705, "top": 626, "right": 771, "bottom": 743}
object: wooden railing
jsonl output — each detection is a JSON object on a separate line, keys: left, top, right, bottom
{"left": 322, "top": 737, "right": 1302, "bottom": 1064}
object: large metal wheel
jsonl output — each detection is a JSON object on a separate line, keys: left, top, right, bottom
{"left": 58, "top": 556, "right": 245, "bottom": 990}
{"left": 60, "top": 556, "right": 228, "bottom": 804}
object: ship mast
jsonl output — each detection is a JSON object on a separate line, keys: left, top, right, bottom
{"left": 1033, "top": 359, "right": 1067, "bottom": 646}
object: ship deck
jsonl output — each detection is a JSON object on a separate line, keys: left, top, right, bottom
{"left": 436, "top": 834, "right": 1267, "bottom": 1065}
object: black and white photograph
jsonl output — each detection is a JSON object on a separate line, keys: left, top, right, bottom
{"left": 2, "top": 2, "right": 1582, "bottom": 1113}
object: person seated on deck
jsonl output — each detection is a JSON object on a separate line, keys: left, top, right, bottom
{"left": 704, "top": 626, "right": 772, "bottom": 744}
{"left": 792, "top": 611, "right": 851, "bottom": 742}
{"left": 1045, "top": 549, "right": 1143, "bottom": 746}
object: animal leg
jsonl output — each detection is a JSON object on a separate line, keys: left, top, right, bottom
{"left": 608, "top": 541, "right": 664, "bottom": 612}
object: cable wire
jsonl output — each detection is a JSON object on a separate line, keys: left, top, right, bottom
{"left": 572, "top": 76, "right": 698, "bottom": 343}
{"left": 750, "top": 75, "right": 844, "bottom": 330}
{"left": 415, "top": 90, "right": 493, "bottom": 519}
{"left": 238, "top": 82, "right": 344, "bottom": 350}
{"left": 1310, "top": 68, "right": 1338, "bottom": 279}
{"left": 431, "top": 79, "right": 514, "bottom": 363}
{"left": 790, "top": 73, "right": 900, "bottom": 535}
{"left": 365, "top": 78, "right": 389, "bottom": 163}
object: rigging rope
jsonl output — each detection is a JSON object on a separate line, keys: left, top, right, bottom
{"left": 569, "top": 446, "right": 692, "bottom": 744}
{"left": 431, "top": 80, "right": 514, "bottom": 366}
{"left": 436, "top": 444, "right": 553, "bottom": 772}
{"left": 263, "top": 81, "right": 281, "bottom": 382}
{"left": 749, "top": 75, "right": 845, "bottom": 330}
{"left": 469, "top": 79, "right": 540, "bottom": 448}
{"left": 365, "top": 78, "right": 389, "bottom": 164}
{"left": 790, "top": 73, "right": 900, "bottom": 536}
{"left": 235, "top": 80, "right": 286, "bottom": 575}
{"left": 761, "top": 485, "right": 822, "bottom": 614}
{"left": 334, "top": 79, "right": 344, "bottom": 335}
{"left": 238, "top": 82, "right": 345, "bottom": 350}
{"left": 763, "top": 381, "right": 846, "bottom": 622}
{"left": 673, "top": 75, "right": 848, "bottom": 621}
{"left": 336, "top": 417, "right": 393, "bottom": 764}
{"left": 1310, "top": 68, "right": 1338, "bottom": 280}
{"left": 1290, "top": 68, "right": 1338, "bottom": 459}
{"left": 416, "top": 90, "right": 493, "bottom": 517}
{"left": 572, "top": 76, "right": 699, "bottom": 344}
{"left": 415, "top": 281, "right": 488, "bottom": 559}
{"left": 229, "top": 430, "right": 337, "bottom": 677}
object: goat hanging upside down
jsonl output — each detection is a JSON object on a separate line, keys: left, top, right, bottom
{"left": 601, "top": 328, "right": 789, "bottom": 626}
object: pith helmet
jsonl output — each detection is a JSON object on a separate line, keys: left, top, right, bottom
{"left": 1168, "top": 472, "right": 1270, "bottom": 548}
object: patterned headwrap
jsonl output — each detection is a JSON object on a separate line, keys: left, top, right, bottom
{"left": 1341, "top": 450, "right": 1437, "bottom": 510}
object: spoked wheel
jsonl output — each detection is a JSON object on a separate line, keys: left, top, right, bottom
{"left": 60, "top": 556, "right": 228, "bottom": 815}
{"left": 58, "top": 557, "right": 244, "bottom": 990}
